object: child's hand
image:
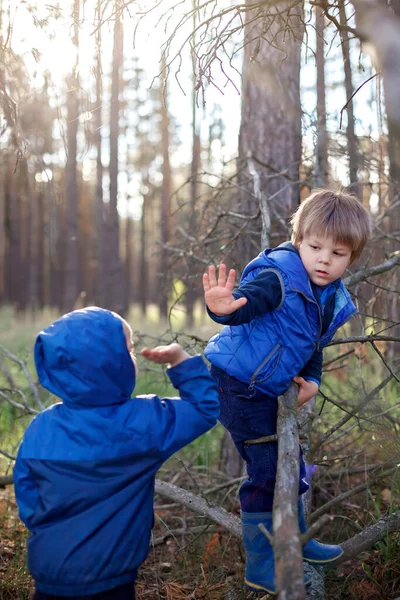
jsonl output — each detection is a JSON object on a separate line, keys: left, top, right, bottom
{"left": 203, "top": 264, "right": 247, "bottom": 316}
{"left": 293, "top": 376, "right": 319, "bottom": 407}
{"left": 141, "top": 343, "right": 191, "bottom": 368}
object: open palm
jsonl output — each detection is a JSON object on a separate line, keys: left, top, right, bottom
{"left": 203, "top": 264, "right": 247, "bottom": 316}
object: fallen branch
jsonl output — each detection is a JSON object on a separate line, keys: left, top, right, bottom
{"left": 333, "top": 511, "right": 400, "bottom": 565}
{"left": 154, "top": 479, "right": 242, "bottom": 537}
{"left": 309, "top": 466, "right": 397, "bottom": 524}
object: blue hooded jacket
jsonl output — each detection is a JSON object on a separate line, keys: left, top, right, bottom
{"left": 205, "top": 246, "right": 356, "bottom": 396}
{"left": 13, "top": 307, "right": 219, "bottom": 596}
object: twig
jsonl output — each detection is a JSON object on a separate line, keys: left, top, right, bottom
{"left": 309, "top": 466, "right": 397, "bottom": 524}
{"left": 0, "top": 343, "right": 44, "bottom": 410}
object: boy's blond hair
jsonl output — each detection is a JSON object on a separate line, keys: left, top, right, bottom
{"left": 290, "top": 189, "right": 371, "bottom": 263}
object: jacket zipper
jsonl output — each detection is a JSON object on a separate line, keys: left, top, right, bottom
{"left": 293, "top": 288, "right": 322, "bottom": 352}
{"left": 248, "top": 343, "right": 282, "bottom": 391}
{"left": 320, "top": 305, "right": 357, "bottom": 346}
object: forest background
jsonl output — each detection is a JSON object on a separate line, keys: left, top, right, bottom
{"left": 0, "top": 0, "right": 400, "bottom": 598}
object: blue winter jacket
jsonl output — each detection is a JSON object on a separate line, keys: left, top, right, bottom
{"left": 13, "top": 308, "right": 219, "bottom": 596}
{"left": 205, "top": 246, "right": 356, "bottom": 396}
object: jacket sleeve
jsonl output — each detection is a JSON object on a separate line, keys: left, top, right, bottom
{"left": 131, "top": 355, "right": 220, "bottom": 461}
{"left": 207, "top": 269, "right": 283, "bottom": 325}
{"left": 299, "top": 349, "right": 323, "bottom": 386}
{"left": 13, "top": 442, "right": 40, "bottom": 530}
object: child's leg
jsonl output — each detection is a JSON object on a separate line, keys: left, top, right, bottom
{"left": 210, "top": 366, "right": 311, "bottom": 595}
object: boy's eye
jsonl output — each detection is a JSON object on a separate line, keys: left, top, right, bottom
{"left": 310, "top": 244, "right": 319, "bottom": 250}
{"left": 334, "top": 251, "right": 344, "bottom": 256}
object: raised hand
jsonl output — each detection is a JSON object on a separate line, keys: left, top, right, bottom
{"left": 203, "top": 264, "right": 247, "bottom": 316}
{"left": 141, "top": 343, "right": 190, "bottom": 368}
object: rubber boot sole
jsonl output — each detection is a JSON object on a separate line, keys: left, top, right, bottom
{"left": 245, "top": 575, "right": 312, "bottom": 595}
{"left": 303, "top": 547, "right": 344, "bottom": 564}
{"left": 244, "top": 579, "right": 276, "bottom": 595}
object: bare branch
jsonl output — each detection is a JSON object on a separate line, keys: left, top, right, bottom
{"left": 343, "top": 252, "right": 400, "bottom": 287}
{"left": 273, "top": 383, "right": 306, "bottom": 599}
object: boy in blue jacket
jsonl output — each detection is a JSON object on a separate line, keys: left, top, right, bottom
{"left": 203, "top": 189, "right": 371, "bottom": 595}
{"left": 13, "top": 307, "right": 219, "bottom": 600}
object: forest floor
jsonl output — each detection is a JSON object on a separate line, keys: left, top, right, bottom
{"left": 1, "top": 475, "right": 399, "bottom": 600}
{"left": 1, "top": 308, "right": 400, "bottom": 599}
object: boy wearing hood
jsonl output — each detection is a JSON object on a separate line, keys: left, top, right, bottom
{"left": 203, "top": 190, "right": 371, "bottom": 595}
{"left": 13, "top": 307, "right": 220, "bottom": 600}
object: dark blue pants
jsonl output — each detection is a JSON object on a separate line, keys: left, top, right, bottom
{"left": 33, "top": 583, "right": 135, "bottom": 600}
{"left": 211, "top": 365, "right": 309, "bottom": 512}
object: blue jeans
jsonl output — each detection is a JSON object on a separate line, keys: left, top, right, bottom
{"left": 211, "top": 365, "right": 309, "bottom": 512}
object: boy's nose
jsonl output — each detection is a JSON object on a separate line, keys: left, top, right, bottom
{"left": 319, "top": 251, "right": 331, "bottom": 264}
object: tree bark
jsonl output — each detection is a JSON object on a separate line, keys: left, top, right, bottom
{"left": 315, "top": 6, "right": 329, "bottom": 188}
{"left": 273, "top": 383, "right": 306, "bottom": 599}
{"left": 237, "top": 0, "right": 304, "bottom": 267}
{"left": 63, "top": 0, "right": 80, "bottom": 312}
{"left": 339, "top": 0, "right": 360, "bottom": 197}
{"left": 104, "top": 0, "right": 124, "bottom": 314}
{"left": 159, "top": 52, "right": 172, "bottom": 320}
{"left": 94, "top": 0, "right": 104, "bottom": 307}
{"left": 186, "top": 1, "right": 200, "bottom": 327}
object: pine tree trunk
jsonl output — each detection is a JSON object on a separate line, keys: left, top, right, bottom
{"left": 315, "top": 6, "right": 329, "bottom": 187}
{"left": 237, "top": 0, "right": 304, "bottom": 269}
{"left": 105, "top": 1, "right": 124, "bottom": 314}
{"left": 29, "top": 189, "right": 40, "bottom": 316}
{"left": 94, "top": 0, "right": 104, "bottom": 306}
{"left": 186, "top": 1, "right": 200, "bottom": 327}
{"left": 139, "top": 185, "right": 150, "bottom": 317}
{"left": 63, "top": 0, "right": 80, "bottom": 312}
{"left": 159, "top": 52, "right": 172, "bottom": 320}
{"left": 339, "top": 0, "right": 360, "bottom": 197}
{"left": 124, "top": 212, "right": 133, "bottom": 314}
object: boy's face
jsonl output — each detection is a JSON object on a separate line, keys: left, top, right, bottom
{"left": 121, "top": 320, "right": 138, "bottom": 375}
{"left": 299, "top": 235, "right": 352, "bottom": 286}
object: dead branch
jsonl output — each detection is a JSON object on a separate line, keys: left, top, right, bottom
{"left": 273, "top": 382, "right": 306, "bottom": 599}
{"left": 333, "top": 511, "right": 400, "bottom": 565}
{"left": 313, "top": 370, "right": 398, "bottom": 450}
{"left": 0, "top": 343, "right": 44, "bottom": 410}
{"left": 155, "top": 479, "right": 242, "bottom": 537}
{"left": 309, "top": 466, "right": 397, "bottom": 524}
{"left": 152, "top": 524, "right": 217, "bottom": 546}
{"left": 343, "top": 252, "right": 400, "bottom": 287}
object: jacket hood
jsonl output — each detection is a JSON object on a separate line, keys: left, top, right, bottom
{"left": 34, "top": 307, "right": 136, "bottom": 407}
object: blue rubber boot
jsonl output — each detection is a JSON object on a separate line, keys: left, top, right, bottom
{"left": 242, "top": 511, "right": 311, "bottom": 595}
{"left": 298, "top": 500, "right": 343, "bottom": 564}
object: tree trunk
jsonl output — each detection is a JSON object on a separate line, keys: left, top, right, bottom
{"left": 94, "top": 0, "right": 104, "bottom": 306}
{"left": 237, "top": 0, "right": 304, "bottom": 268}
{"left": 28, "top": 189, "right": 41, "bottom": 316}
{"left": 339, "top": 0, "right": 360, "bottom": 197}
{"left": 219, "top": 431, "right": 245, "bottom": 478}
{"left": 159, "top": 52, "right": 172, "bottom": 320}
{"left": 139, "top": 184, "right": 150, "bottom": 317}
{"left": 315, "top": 6, "right": 329, "bottom": 188}
{"left": 63, "top": 0, "right": 80, "bottom": 312}
{"left": 186, "top": 0, "right": 200, "bottom": 327}
{"left": 124, "top": 211, "right": 133, "bottom": 314}
{"left": 104, "top": 0, "right": 124, "bottom": 314}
